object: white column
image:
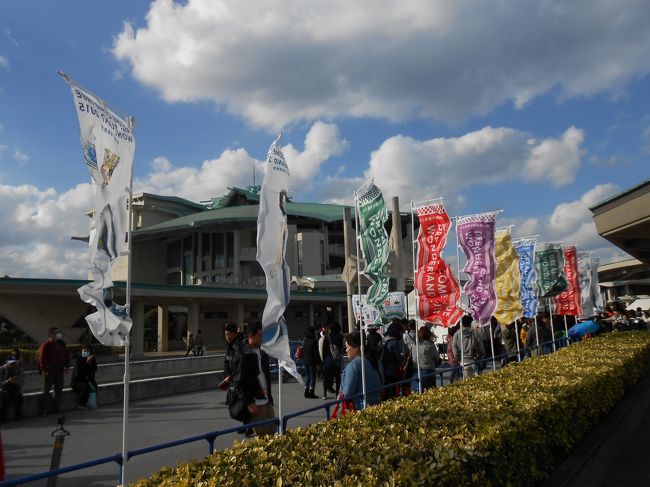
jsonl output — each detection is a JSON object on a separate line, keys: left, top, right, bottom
{"left": 157, "top": 304, "right": 168, "bottom": 352}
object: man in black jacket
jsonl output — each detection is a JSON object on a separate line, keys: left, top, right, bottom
{"left": 223, "top": 322, "right": 243, "bottom": 381}
{"left": 227, "top": 322, "right": 275, "bottom": 437}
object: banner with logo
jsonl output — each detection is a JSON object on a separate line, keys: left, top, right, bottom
{"left": 356, "top": 180, "right": 390, "bottom": 315}
{"left": 535, "top": 242, "right": 568, "bottom": 298}
{"left": 456, "top": 212, "right": 498, "bottom": 325}
{"left": 493, "top": 227, "right": 523, "bottom": 325}
{"left": 413, "top": 201, "right": 463, "bottom": 326}
{"left": 256, "top": 136, "right": 301, "bottom": 382}
{"left": 514, "top": 238, "right": 539, "bottom": 318}
{"left": 65, "top": 76, "right": 134, "bottom": 346}
{"left": 352, "top": 291, "right": 406, "bottom": 325}
{"left": 553, "top": 246, "right": 583, "bottom": 315}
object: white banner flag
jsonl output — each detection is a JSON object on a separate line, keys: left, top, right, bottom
{"left": 257, "top": 136, "right": 301, "bottom": 382}
{"left": 65, "top": 75, "right": 134, "bottom": 346}
{"left": 577, "top": 253, "right": 604, "bottom": 317}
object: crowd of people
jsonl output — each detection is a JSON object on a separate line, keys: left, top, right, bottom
{"left": 2, "top": 301, "right": 647, "bottom": 427}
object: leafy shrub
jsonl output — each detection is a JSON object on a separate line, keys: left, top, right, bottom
{"left": 134, "top": 332, "right": 650, "bottom": 486}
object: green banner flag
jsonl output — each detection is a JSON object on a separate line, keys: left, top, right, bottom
{"left": 356, "top": 180, "right": 390, "bottom": 314}
{"left": 534, "top": 242, "right": 568, "bottom": 298}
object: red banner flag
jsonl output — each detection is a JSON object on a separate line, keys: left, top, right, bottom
{"left": 553, "top": 246, "right": 583, "bottom": 316}
{"left": 414, "top": 202, "right": 463, "bottom": 326}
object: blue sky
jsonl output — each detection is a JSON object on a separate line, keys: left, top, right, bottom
{"left": 0, "top": 0, "right": 649, "bottom": 278}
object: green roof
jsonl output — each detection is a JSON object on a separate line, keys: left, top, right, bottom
{"left": 143, "top": 193, "right": 207, "bottom": 210}
{"left": 135, "top": 201, "right": 351, "bottom": 237}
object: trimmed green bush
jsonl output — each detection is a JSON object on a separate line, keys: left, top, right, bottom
{"left": 134, "top": 332, "right": 650, "bottom": 486}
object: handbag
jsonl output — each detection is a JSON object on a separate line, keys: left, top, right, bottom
{"left": 295, "top": 344, "right": 304, "bottom": 360}
{"left": 86, "top": 384, "right": 97, "bottom": 409}
{"left": 226, "top": 387, "right": 251, "bottom": 422}
{"left": 330, "top": 394, "right": 355, "bottom": 420}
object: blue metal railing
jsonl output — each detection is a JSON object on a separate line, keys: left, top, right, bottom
{"left": 0, "top": 334, "right": 577, "bottom": 486}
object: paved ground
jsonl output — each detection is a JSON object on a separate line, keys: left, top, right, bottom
{"left": 2, "top": 379, "right": 330, "bottom": 486}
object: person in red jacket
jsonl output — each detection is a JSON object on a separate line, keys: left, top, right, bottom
{"left": 38, "top": 327, "right": 69, "bottom": 414}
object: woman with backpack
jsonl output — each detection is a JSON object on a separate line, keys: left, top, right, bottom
{"left": 328, "top": 323, "right": 344, "bottom": 397}
{"left": 380, "top": 322, "right": 406, "bottom": 399}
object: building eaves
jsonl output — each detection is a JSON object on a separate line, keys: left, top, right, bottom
{"left": 589, "top": 179, "right": 650, "bottom": 213}
{"left": 134, "top": 201, "right": 351, "bottom": 238}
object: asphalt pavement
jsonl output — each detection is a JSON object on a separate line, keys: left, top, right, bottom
{"left": 2, "top": 379, "right": 327, "bottom": 486}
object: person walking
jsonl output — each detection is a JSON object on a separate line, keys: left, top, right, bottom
{"left": 452, "top": 315, "right": 485, "bottom": 378}
{"left": 411, "top": 326, "right": 439, "bottom": 392}
{"left": 380, "top": 322, "right": 405, "bottom": 399}
{"left": 194, "top": 329, "right": 205, "bottom": 356}
{"left": 328, "top": 323, "right": 344, "bottom": 396}
{"left": 71, "top": 345, "right": 98, "bottom": 409}
{"left": 446, "top": 324, "right": 461, "bottom": 383}
{"left": 301, "top": 326, "right": 321, "bottom": 398}
{"left": 184, "top": 332, "right": 196, "bottom": 357}
{"left": 0, "top": 349, "right": 23, "bottom": 422}
{"left": 38, "top": 327, "right": 69, "bottom": 414}
{"left": 227, "top": 322, "right": 276, "bottom": 437}
{"left": 319, "top": 324, "right": 336, "bottom": 399}
{"left": 221, "top": 323, "right": 244, "bottom": 392}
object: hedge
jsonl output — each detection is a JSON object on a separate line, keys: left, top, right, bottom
{"left": 134, "top": 332, "right": 650, "bottom": 486}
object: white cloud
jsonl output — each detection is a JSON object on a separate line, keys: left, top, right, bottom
{"left": 643, "top": 126, "right": 650, "bottom": 154}
{"left": 524, "top": 127, "right": 585, "bottom": 186}
{"left": 0, "top": 183, "right": 93, "bottom": 278}
{"left": 113, "top": 0, "right": 650, "bottom": 129}
{"left": 548, "top": 184, "right": 619, "bottom": 236}
{"left": 320, "top": 126, "right": 585, "bottom": 206}
{"left": 13, "top": 149, "right": 28, "bottom": 163}
{"left": 0, "top": 55, "right": 8, "bottom": 69}
{"left": 135, "top": 122, "right": 348, "bottom": 199}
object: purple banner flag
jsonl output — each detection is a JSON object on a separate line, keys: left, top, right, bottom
{"left": 457, "top": 212, "right": 498, "bottom": 325}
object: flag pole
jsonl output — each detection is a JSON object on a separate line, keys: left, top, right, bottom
{"left": 120, "top": 116, "right": 135, "bottom": 487}
{"left": 563, "top": 315, "right": 569, "bottom": 346}
{"left": 353, "top": 188, "right": 368, "bottom": 408}
{"left": 514, "top": 319, "right": 521, "bottom": 362}
{"left": 278, "top": 363, "right": 283, "bottom": 434}
{"left": 410, "top": 201, "right": 422, "bottom": 392}
{"left": 488, "top": 322, "right": 496, "bottom": 370}
{"left": 548, "top": 299, "right": 556, "bottom": 352}
{"left": 454, "top": 217, "right": 465, "bottom": 379}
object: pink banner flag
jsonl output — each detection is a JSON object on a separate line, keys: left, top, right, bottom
{"left": 413, "top": 202, "right": 463, "bottom": 327}
{"left": 456, "top": 212, "right": 498, "bottom": 325}
{"left": 553, "top": 246, "right": 583, "bottom": 316}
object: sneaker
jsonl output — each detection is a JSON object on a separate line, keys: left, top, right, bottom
{"left": 244, "top": 428, "right": 255, "bottom": 438}
{"left": 321, "top": 395, "right": 328, "bottom": 400}
{"left": 78, "top": 405, "right": 90, "bottom": 410}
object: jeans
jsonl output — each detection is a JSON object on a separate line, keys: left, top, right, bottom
{"left": 41, "top": 370, "right": 64, "bottom": 413}
{"left": 305, "top": 365, "right": 317, "bottom": 391}
{"left": 410, "top": 369, "right": 436, "bottom": 393}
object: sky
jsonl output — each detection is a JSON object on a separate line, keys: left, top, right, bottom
{"left": 0, "top": 0, "right": 649, "bottom": 279}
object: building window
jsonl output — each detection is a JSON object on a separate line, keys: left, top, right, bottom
{"left": 183, "top": 254, "right": 193, "bottom": 285}
{"left": 320, "top": 240, "right": 325, "bottom": 275}
{"left": 166, "top": 272, "right": 181, "bottom": 285}
{"left": 213, "top": 233, "right": 225, "bottom": 268}
{"left": 297, "top": 240, "right": 304, "bottom": 276}
{"left": 167, "top": 241, "right": 181, "bottom": 268}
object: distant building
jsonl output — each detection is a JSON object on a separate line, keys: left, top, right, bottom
{"left": 590, "top": 179, "right": 650, "bottom": 306}
{"left": 0, "top": 187, "right": 413, "bottom": 356}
